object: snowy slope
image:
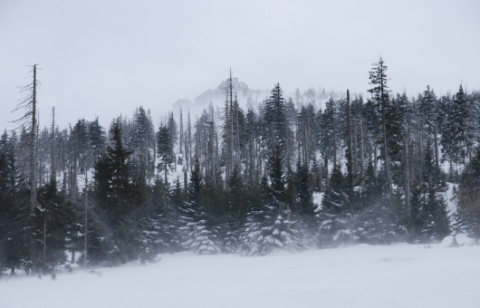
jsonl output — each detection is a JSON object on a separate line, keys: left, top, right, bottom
{"left": 2, "top": 244, "right": 479, "bottom": 308}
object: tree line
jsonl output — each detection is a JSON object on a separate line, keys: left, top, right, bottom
{"left": 1, "top": 59, "right": 479, "bottom": 276}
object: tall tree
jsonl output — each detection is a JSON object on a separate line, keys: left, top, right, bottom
{"left": 441, "top": 85, "right": 474, "bottom": 165}
{"left": 0, "top": 132, "right": 25, "bottom": 275}
{"left": 368, "top": 58, "right": 392, "bottom": 194}
{"left": 263, "top": 83, "right": 291, "bottom": 170}
{"left": 157, "top": 124, "right": 174, "bottom": 184}
{"left": 93, "top": 121, "right": 140, "bottom": 264}
{"left": 458, "top": 146, "right": 480, "bottom": 240}
{"left": 13, "top": 64, "right": 40, "bottom": 274}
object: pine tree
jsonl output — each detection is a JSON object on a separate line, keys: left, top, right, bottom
{"left": 222, "top": 166, "right": 246, "bottom": 253}
{"left": 179, "top": 158, "right": 221, "bottom": 254}
{"left": 0, "top": 132, "right": 26, "bottom": 275}
{"left": 441, "top": 85, "right": 474, "bottom": 164}
{"left": 263, "top": 83, "right": 291, "bottom": 170}
{"left": 368, "top": 57, "right": 392, "bottom": 193}
{"left": 318, "top": 166, "right": 352, "bottom": 245}
{"left": 92, "top": 121, "right": 141, "bottom": 264}
{"left": 295, "top": 160, "right": 315, "bottom": 217}
{"left": 297, "top": 104, "right": 317, "bottom": 167}
{"left": 458, "top": 146, "right": 480, "bottom": 240}
{"left": 410, "top": 142, "right": 449, "bottom": 242}
{"left": 157, "top": 124, "right": 174, "bottom": 184}
{"left": 130, "top": 107, "right": 155, "bottom": 184}
{"left": 418, "top": 86, "right": 440, "bottom": 168}
{"left": 319, "top": 98, "right": 341, "bottom": 170}
{"left": 37, "top": 180, "right": 71, "bottom": 271}
{"left": 239, "top": 145, "right": 301, "bottom": 255}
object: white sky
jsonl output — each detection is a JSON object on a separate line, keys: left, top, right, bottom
{"left": 1, "top": 0, "right": 479, "bottom": 130}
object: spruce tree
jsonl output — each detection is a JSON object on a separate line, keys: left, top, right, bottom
{"left": 458, "top": 146, "right": 480, "bottom": 240}
{"left": 318, "top": 166, "right": 352, "bottom": 245}
{"left": 263, "top": 83, "right": 291, "bottom": 170}
{"left": 410, "top": 143, "right": 449, "bottom": 242}
{"left": 239, "top": 146, "right": 300, "bottom": 255}
{"left": 179, "top": 158, "right": 221, "bottom": 254}
{"left": 157, "top": 124, "right": 174, "bottom": 184}
{"left": 441, "top": 85, "right": 474, "bottom": 164}
{"left": 0, "top": 132, "right": 26, "bottom": 275}
{"left": 368, "top": 57, "right": 392, "bottom": 193}
{"left": 92, "top": 121, "right": 141, "bottom": 264}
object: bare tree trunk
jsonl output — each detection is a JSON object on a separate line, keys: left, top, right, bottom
{"left": 179, "top": 108, "right": 184, "bottom": 155}
{"left": 187, "top": 111, "right": 192, "bottom": 171}
{"left": 83, "top": 172, "right": 88, "bottom": 268}
{"left": 433, "top": 125, "right": 439, "bottom": 169}
{"left": 404, "top": 134, "right": 411, "bottom": 224}
{"left": 419, "top": 119, "right": 424, "bottom": 182}
{"left": 346, "top": 90, "right": 354, "bottom": 192}
{"left": 29, "top": 64, "right": 39, "bottom": 274}
{"left": 43, "top": 211, "right": 47, "bottom": 272}
{"left": 381, "top": 98, "right": 392, "bottom": 194}
{"left": 324, "top": 156, "right": 330, "bottom": 192}
{"left": 353, "top": 118, "right": 358, "bottom": 177}
{"left": 359, "top": 118, "right": 365, "bottom": 191}
{"left": 318, "top": 155, "right": 323, "bottom": 192}
{"left": 70, "top": 133, "right": 78, "bottom": 264}
{"left": 50, "top": 107, "right": 56, "bottom": 185}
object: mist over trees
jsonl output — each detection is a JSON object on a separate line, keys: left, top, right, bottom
{"left": 1, "top": 59, "right": 479, "bottom": 275}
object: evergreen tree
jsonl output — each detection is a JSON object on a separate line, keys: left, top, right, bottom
{"left": 368, "top": 57, "right": 392, "bottom": 193}
{"left": 239, "top": 146, "right": 301, "bottom": 255}
{"left": 37, "top": 181, "right": 72, "bottom": 271}
{"left": 410, "top": 143, "right": 449, "bottom": 242}
{"left": 441, "top": 85, "right": 474, "bottom": 164}
{"left": 130, "top": 107, "right": 155, "bottom": 184}
{"left": 319, "top": 98, "right": 341, "bottom": 169}
{"left": 179, "top": 158, "right": 221, "bottom": 254}
{"left": 458, "top": 146, "right": 480, "bottom": 240}
{"left": 263, "top": 83, "right": 292, "bottom": 170}
{"left": 0, "top": 132, "right": 27, "bottom": 275}
{"left": 222, "top": 166, "right": 246, "bottom": 253}
{"left": 418, "top": 86, "right": 440, "bottom": 168}
{"left": 157, "top": 124, "right": 174, "bottom": 184}
{"left": 295, "top": 161, "right": 315, "bottom": 217}
{"left": 168, "top": 111, "right": 178, "bottom": 150}
{"left": 92, "top": 121, "right": 141, "bottom": 264}
{"left": 318, "top": 166, "right": 352, "bottom": 245}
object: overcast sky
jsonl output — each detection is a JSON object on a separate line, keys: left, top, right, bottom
{"left": 1, "top": 0, "right": 479, "bottom": 131}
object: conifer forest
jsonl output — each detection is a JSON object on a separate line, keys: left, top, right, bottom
{"left": 1, "top": 58, "right": 480, "bottom": 276}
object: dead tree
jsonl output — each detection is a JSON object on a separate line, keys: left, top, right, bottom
{"left": 14, "top": 64, "right": 40, "bottom": 274}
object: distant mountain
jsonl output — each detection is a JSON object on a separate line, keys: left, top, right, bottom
{"left": 173, "top": 78, "right": 269, "bottom": 113}
{"left": 172, "top": 77, "right": 344, "bottom": 116}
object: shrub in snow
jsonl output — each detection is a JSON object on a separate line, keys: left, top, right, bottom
{"left": 239, "top": 202, "right": 302, "bottom": 256}
{"left": 182, "top": 217, "right": 221, "bottom": 255}
{"left": 441, "top": 233, "right": 478, "bottom": 247}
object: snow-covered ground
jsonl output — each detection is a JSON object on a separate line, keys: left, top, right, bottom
{"left": 1, "top": 243, "right": 479, "bottom": 308}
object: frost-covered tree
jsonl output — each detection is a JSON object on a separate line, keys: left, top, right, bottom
{"left": 318, "top": 166, "right": 353, "bottom": 245}
{"left": 239, "top": 147, "right": 301, "bottom": 255}
{"left": 179, "top": 159, "right": 221, "bottom": 254}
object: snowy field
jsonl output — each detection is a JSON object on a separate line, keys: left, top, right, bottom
{"left": 1, "top": 243, "right": 479, "bottom": 308}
